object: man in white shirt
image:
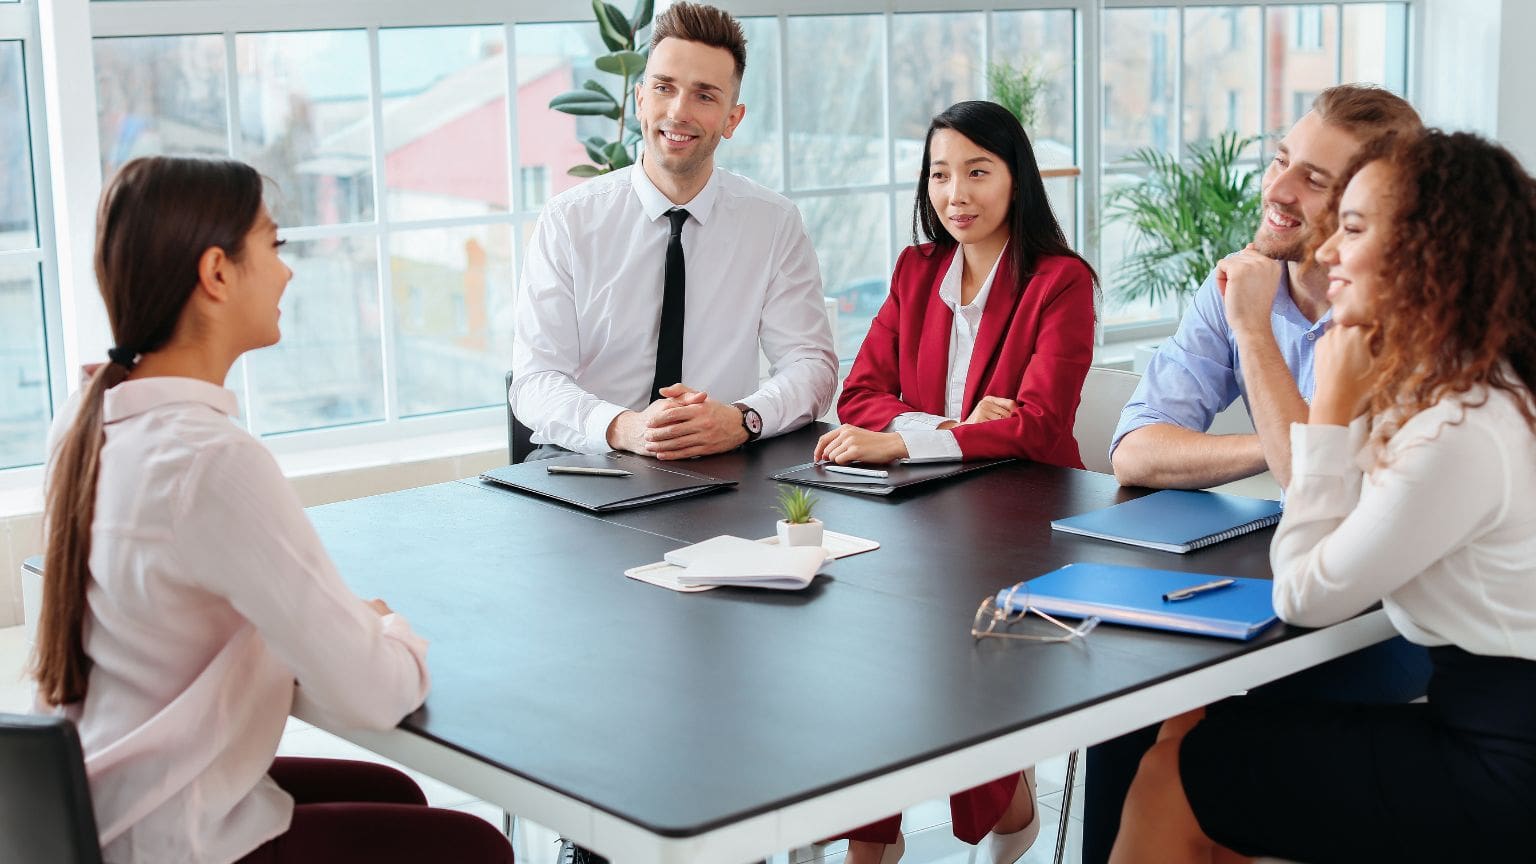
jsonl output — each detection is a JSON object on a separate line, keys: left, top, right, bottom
{"left": 511, "top": 1, "right": 837, "bottom": 460}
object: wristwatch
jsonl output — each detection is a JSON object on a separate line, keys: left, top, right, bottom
{"left": 733, "top": 402, "right": 763, "bottom": 442}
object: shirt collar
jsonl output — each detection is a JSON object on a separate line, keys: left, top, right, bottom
{"left": 1272, "top": 264, "right": 1333, "bottom": 332}
{"left": 102, "top": 377, "right": 240, "bottom": 424}
{"left": 937, "top": 243, "right": 1006, "bottom": 314}
{"left": 630, "top": 156, "right": 721, "bottom": 226}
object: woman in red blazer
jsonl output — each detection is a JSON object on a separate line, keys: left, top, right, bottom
{"left": 815, "top": 101, "right": 1096, "bottom": 471}
{"left": 820, "top": 102, "right": 1097, "bottom": 864}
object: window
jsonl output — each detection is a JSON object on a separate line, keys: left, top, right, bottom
{"left": 1099, "top": 2, "right": 1408, "bottom": 331}
{"left": 8, "top": 2, "right": 1416, "bottom": 471}
{"left": 0, "top": 24, "right": 53, "bottom": 471}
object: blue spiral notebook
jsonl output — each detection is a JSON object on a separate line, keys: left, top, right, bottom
{"left": 996, "top": 563, "right": 1279, "bottom": 641}
{"left": 1050, "top": 489, "right": 1283, "bottom": 553}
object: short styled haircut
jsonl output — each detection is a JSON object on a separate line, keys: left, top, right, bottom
{"left": 649, "top": 2, "right": 747, "bottom": 83}
{"left": 1311, "top": 84, "right": 1422, "bottom": 144}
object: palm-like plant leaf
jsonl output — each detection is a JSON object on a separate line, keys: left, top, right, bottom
{"left": 1104, "top": 132, "right": 1262, "bottom": 306}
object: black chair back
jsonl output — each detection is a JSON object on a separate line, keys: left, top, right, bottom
{"left": 505, "top": 370, "right": 534, "bottom": 464}
{"left": 0, "top": 713, "right": 104, "bottom": 864}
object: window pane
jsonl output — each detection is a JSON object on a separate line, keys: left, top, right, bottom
{"left": 246, "top": 236, "right": 382, "bottom": 435}
{"left": 0, "top": 261, "right": 49, "bottom": 470}
{"left": 391, "top": 224, "right": 514, "bottom": 417}
{"left": 800, "top": 193, "right": 889, "bottom": 360}
{"left": 94, "top": 35, "right": 230, "bottom": 179}
{"left": 714, "top": 16, "right": 781, "bottom": 190}
{"left": 891, "top": 12, "right": 983, "bottom": 185}
{"left": 1183, "top": 7, "right": 1261, "bottom": 147}
{"left": 1101, "top": 8, "right": 1176, "bottom": 164}
{"left": 1342, "top": 3, "right": 1409, "bottom": 95}
{"left": 380, "top": 26, "right": 509, "bottom": 222}
{"left": 236, "top": 31, "right": 374, "bottom": 228}
{"left": 1101, "top": 8, "right": 1178, "bottom": 326}
{"left": 787, "top": 15, "right": 885, "bottom": 190}
{"left": 1265, "top": 5, "right": 1339, "bottom": 134}
{"left": 0, "top": 42, "right": 38, "bottom": 252}
{"left": 515, "top": 22, "right": 614, "bottom": 210}
{"left": 991, "top": 9, "right": 1077, "bottom": 169}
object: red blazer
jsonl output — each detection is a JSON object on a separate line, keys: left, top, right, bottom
{"left": 837, "top": 244, "right": 1095, "bottom": 467}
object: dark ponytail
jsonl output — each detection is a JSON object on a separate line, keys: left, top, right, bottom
{"left": 33, "top": 157, "right": 263, "bottom": 706}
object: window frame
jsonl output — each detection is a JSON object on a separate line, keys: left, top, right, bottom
{"left": 4, "top": 0, "right": 1421, "bottom": 477}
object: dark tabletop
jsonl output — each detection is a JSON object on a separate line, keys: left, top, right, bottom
{"left": 308, "top": 424, "right": 1297, "bottom": 837}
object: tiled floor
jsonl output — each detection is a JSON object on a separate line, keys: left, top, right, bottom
{"left": 1, "top": 624, "right": 1082, "bottom": 863}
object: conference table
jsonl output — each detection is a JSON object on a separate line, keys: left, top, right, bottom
{"left": 293, "top": 424, "right": 1396, "bottom": 864}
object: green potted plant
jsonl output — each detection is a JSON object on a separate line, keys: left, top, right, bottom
{"left": 774, "top": 485, "right": 823, "bottom": 548}
{"left": 1103, "top": 131, "right": 1263, "bottom": 310}
{"left": 547, "top": 0, "right": 655, "bottom": 177}
{"left": 987, "top": 59, "right": 1049, "bottom": 131}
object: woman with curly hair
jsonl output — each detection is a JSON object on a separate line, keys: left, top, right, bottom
{"left": 1109, "top": 129, "right": 1536, "bottom": 863}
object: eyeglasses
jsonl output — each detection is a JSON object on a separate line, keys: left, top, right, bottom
{"left": 971, "top": 581, "right": 1101, "bottom": 644}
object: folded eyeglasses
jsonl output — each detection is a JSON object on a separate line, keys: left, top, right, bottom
{"left": 971, "top": 581, "right": 1101, "bottom": 643}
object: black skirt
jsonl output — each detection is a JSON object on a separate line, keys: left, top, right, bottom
{"left": 1179, "top": 645, "right": 1536, "bottom": 864}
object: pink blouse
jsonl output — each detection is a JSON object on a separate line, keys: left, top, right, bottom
{"left": 43, "top": 377, "right": 430, "bottom": 864}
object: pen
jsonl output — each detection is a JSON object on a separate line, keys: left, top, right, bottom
{"left": 547, "top": 466, "right": 632, "bottom": 477}
{"left": 821, "top": 464, "right": 889, "bottom": 479}
{"left": 1162, "top": 577, "right": 1236, "bottom": 602}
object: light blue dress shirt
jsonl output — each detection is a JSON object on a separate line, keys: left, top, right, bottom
{"left": 1109, "top": 265, "right": 1331, "bottom": 462}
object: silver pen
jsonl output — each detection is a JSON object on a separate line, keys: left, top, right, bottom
{"left": 547, "top": 465, "right": 632, "bottom": 477}
{"left": 1162, "top": 578, "right": 1236, "bottom": 602}
{"left": 821, "top": 464, "right": 889, "bottom": 479}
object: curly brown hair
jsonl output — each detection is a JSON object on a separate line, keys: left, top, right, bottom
{"left": 1334, "top": 130, "right": 1536, "bottom": 442}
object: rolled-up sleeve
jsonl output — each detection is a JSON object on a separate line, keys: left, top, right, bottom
{"left": 1109, "top": 274, "right": 1242, "bottom": 460}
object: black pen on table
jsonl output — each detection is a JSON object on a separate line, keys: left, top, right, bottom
{"left": 1162, "top": 578, "right": 1235, "bottom": 602}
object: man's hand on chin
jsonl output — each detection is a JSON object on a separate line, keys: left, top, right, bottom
{"left": 1216, "top": 244, "right": 1284, "bottom": 337}
{"left": 642, "top": 384, "right": 749, "bottom": 459}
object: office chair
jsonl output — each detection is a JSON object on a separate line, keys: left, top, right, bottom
{"left": 504, "top": 370, "right": 535, "bottom": 464}
{"left": 0, "top": 713, "right": 104, "bottom": 864}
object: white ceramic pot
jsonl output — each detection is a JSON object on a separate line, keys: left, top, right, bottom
{"left": 776, "top": 518, "right": 824, "bottom": 548}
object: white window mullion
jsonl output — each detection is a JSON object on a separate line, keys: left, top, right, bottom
{"left": 366, "top": 25, "right": 399, "bottom": 424}
{"left": 38, "top": 0, "right": 108, "bottom": 390}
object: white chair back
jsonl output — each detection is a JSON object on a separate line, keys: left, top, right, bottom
{"left": 1074, "top": 366, "right": 1142, "bottom": 474}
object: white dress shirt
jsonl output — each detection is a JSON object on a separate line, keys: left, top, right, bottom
{"left": 511, "top": 161, "right": 838, "bottom": 453}
{"left": 884, "top": 247, "right": 1005, "bottom": 462}
{"left": 43, "top": 378, "right": 430, "bottom": 864}
{"left": 1271, "top": 383, "right": 1536, "bottom": 661}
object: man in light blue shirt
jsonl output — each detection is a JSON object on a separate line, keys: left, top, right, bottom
{"left": 1111, "top": 264, "right": 1327, "bottom": 488}
{"left": 1111, "top": 86, "right": 1416, "bottom": 490}
{"left": 1084, "top": 85, "right": 1430, "bottom": 864}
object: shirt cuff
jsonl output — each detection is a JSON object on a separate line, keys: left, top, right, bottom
{"left": 1289, "top": 418, "right": 1366, "bottom": 479}
{"left": 898, "top": 429, "right": 962, "bottom": 462}
{"left": 582, "top": 401, "right": 629, "bottom": 453}
{"left": 887, "top": 411, "right": 951, "bottom": 433}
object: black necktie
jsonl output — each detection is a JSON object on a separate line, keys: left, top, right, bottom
{"left": 650, "top": 207, "right": 690, "bottom": 402}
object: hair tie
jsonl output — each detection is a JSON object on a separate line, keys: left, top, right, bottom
{"left": 107, "top": 347, "right": 141, "bottom": 371}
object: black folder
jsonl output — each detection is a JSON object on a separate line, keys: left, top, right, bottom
{"left": 479, "top": 453, "right": 736, "bottom": 512}
{"left": 770, "top": 459, "right": 1012, "bottom": 496}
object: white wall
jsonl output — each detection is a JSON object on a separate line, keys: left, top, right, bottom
{"left": 1420, "top": 0, "right": 1536, "bottom": 169}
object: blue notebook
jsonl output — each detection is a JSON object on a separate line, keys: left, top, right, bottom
{"left": 1050, "top": 489, "right": 1283, "bottom": 553}
{"left": 997, "top": 563, "right": 1279, "bottom": 641}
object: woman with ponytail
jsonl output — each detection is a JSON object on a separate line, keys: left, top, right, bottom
{"left": 32, "top": 157, "right": 512, "bottom": 864}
